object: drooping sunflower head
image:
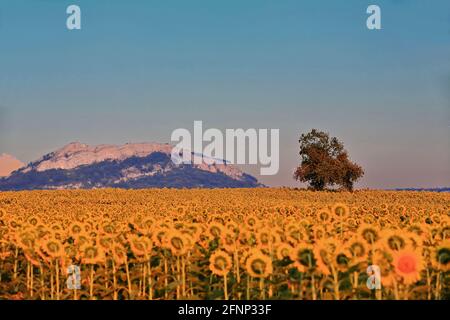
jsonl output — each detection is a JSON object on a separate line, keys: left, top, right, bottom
{"left": 15, "top": 228, "right": 37, "bottom": 249}
{"left": 245, "top": 251, "right": 273, "bottom": 278}
{"left": 209, "top": 250, "right": 232, "bottom": 276}
{"left": 312, "top": 225, "right": 327, "bottom": 241}
{"left": 313, "top": 240, "right": 335, "bottom": 275}
{"left": 69, "top": 222, "right": 84, "bottom": 236}
{"left": 332, "top": 203, "right": 350, "bottom": 219}
{"left": 316, "top": 208, "right": 332, "bottom": 223}
{"left": 433, "top": 240, "right": 450, "bottom": 271}
{"left": 101, "top": 222, "right": 116, "bottom": 235}
{"left": 345, "top": 217, "right": 358, "bottom": 230}
{"left": 347, "top": 237, "right": 367, "bottom": 264}
{"left": 207, "top": 222, "right": 225, "bottom": 240}
{"left": 112, "top": 243, "right": 128, "bottom": 266}
{"left": 357, "top": 224, "right": 380, "bottom": 245}
{"left": 245, "top": 216, "right": 259, "bottom": 230}
{"left": 97, "top": 234, "right": 114, "bottom": 252}
{"left": 256, "top": 228, "right": 280, "bottom": 249}
{"left": 74, "top": 232, "right": 91, "bottom": 247}
{"left": 128, "top": 234, "right": 148, "bottom": 258}
{"left": 381, "top": 230, "right": 407, "bottom": 252}
{"left": 64, "top": 243, "right": 78, "bottom": 260}
{"left": 221, "top": 230, "right": 238, "bottom": 253}
{"left": 167, "top": 230, "right": 188, "bottom": 256}
{"left": 334, "top": 250, "right": 351, "bottom": 272}
{"left": 141, "top": 217, "right": 154, "bottom": 231}
{"left": 152, "top": 227, "right": 169, "bottom": 247}
{"left": 80, "top": 243, "right": 105, "bottom": 265}
{"left": 40, "top": 237, "right": 64, "bottom": 259}
{"left": 290, "top": 244, "right": 316, "bottom": 272}
{"left": 275, "top": 243, "right": 292, "bottom": 261}
{"left": 27, "top": 216, "right": 42, "bottom": 227}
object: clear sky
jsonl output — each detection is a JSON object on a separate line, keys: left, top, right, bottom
{"left": 0, "top": 0, "right": 449, "bottom": 188}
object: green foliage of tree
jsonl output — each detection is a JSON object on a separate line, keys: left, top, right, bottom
{"left": 294, "top": 129, "right": 364, "bottom": 191}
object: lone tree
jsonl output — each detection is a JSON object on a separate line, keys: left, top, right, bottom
{"left": 294, "top": 129, "right": 364, "bottom": 191}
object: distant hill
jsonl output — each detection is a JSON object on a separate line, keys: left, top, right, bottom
{"left": 392, "top": 187, "right": 450, "bottom": 193}
{"left": 0, "top": 154, "right": 24, "bottom": 177}
{"left": 0, "top": 142, "right": 262, "bottom": 190}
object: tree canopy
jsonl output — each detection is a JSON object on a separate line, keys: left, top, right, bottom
{"left": 294, "top": 129, "right": 364, "bottom": 191}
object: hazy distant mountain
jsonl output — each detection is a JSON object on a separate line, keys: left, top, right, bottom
{"left": 0, "top": 142, "right": 262, "bottom": 190}
{"left": 393, "top": 187, "right": 450, "bottom": 192}
{"left": 0, "top": 154, "right": 24, "bottom": 177}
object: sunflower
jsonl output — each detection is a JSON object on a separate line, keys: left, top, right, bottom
{"left": 392, "top": 248, "right": 424, "bottom": 285}
{"left": 209, "top": 250, "right": 232, "bottom": 276}
{"left": 290, "top": 244, "right": 316, "bottom": 272}
{"left": 345, "top": 217, "right": 358, "bottom": 230}
{"left": 39, "top": 237, "right": 64, "bottom": 260}
{"left": 286, "top": 227, "right": 305, "bottom": 245}
{"left": 433, "top": 240, "right": 450, "bottom": 271}
{"left": 256, "top": 228, "right": 280, "bottom": 250}
{"left": 80, "top": 243, "right": 105, "bottom": 265}
{"left": 316, "top": 208, "right": 332, "bottom": 223}
{"left": 244, "top": 216, "right": 259, "bottom": 230}
{"left": 141, "top": 217, "right": 154, "bottom": 231}
{"left": 8, "top": 219, "right": 21, "bottom": 230}
{"left": 221, "top": 230, "right": 238, "bottom": 253}
{"left": 245, "top": 251, "right": 273, "bottom": 278}
{"left": 357, "top": 223, "right": 380, "bottom": 245}
{"left": 41, "top": 238, "right": 64, "bottom": 258}
{"left": 100, "top": 222, "right": 116, "bottom": 235}
{"left": 152, "top": 227, "right": 169, "bottom": 247}
{"left": 74, "top": 233, "right": 91, "bottom": 247}
{"left": 239, "top": 229, "right": 256, "bottom": 246}
{"left": 97, "top": 234, "right": 114, "bottom": 253}
{"left": 112, "top": 243, "right": 128, "bottom": 266}
{"left": 69, "top": 222, "right": 84, "bottom": 236}
{"left": 27, "top": 216, "right": 42, "bottom": 227}
{"left": 313, "top": 239, "right": 336, "bottom": 275}
{"left": 15, "top": 228, "right": 37, "bottom": 250}
{"left": 185, "top": 223, "right": 202, "bottom": 240}
{"left": 346, "top": 237, "right": 367, "bottom": 265}
{"left": 311, "top": 225, "right": 327, "bottom": 241}
{"left": 276, "top": 243, "right": 293, "bottom": 261}
{"left": 128, "top": 234, "right": 148, "bottom": 258}
{"left": 332, "top": 203, "right": 350, "bottom": 219}
{"left": 64, "top": 243, "right": 78, "bottom": 260}
{"left": 166, "top": 230, "right": 188, "bottom": 256}
{"left": 225, "top": 221, "right": 240, "bottom": 236}
{"left": 380, "top": 229, "right": 407, "bottom": 252}
{"left": 207, "top": 222, "right": 225, "bottom": 239}
{"left": 334, "top": 249, "right": 351, "bottom": 272}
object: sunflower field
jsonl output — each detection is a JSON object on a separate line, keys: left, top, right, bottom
{"left": 0, "top": 189, "right": 448, "bottom": 300}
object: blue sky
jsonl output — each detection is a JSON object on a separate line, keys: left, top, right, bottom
{"left": 0, "top": 0, "right": 449, "bottom": 188}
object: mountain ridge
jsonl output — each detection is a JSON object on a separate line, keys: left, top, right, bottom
{"left": 0, "top": 142, "right": 263, "bottom": 190}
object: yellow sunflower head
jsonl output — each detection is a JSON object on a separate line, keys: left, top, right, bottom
{"left": 80, "top": 243, "right": 105, "bottom": 265}
{"left": 433, "top": 240, "right": 450, "bottom": 272}
{"left": 392, "top": 248, "right": 424, "bottom": 285}
{"left": 332, "top": 203, "right": 350, "bottom": 219}
{"left": 289, "top": 244, "right": 316, "bottom": 273}
{"left": 357, "top": 224, "right": 380, "bottom": 245}
{"left": 245, "top": 250, "right": 273, "bottom": 278}
{"left": 209, "top": 250, "right": 232, "bottom": 276}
